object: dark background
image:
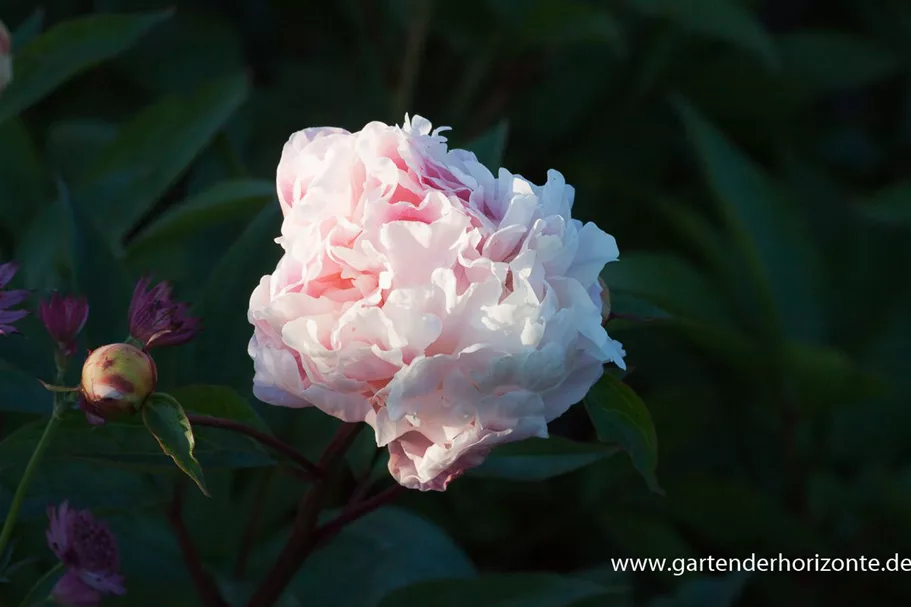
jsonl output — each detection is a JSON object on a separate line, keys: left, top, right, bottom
{"left": 0, "top": 0, "right": 910, "bottom": 606}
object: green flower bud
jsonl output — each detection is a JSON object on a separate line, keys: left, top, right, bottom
{"left": 80, "top": 343, "right": 157, "bottom": 423}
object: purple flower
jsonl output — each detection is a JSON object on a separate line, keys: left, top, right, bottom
{"left": 0, "top": 261, "right": 28, "bottom": 336}
{"left": 127, "top": 276, "right": 199, "bottom": 349}
{"left": 46, "top": 502, "right": 125, "bottom": 606}
{"left": 38, "top": 292, "right": 89, "bottom": 357}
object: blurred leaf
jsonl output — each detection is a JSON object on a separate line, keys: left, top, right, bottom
{"left": 0, "top": 361, "right": 50, "bottom": 414}
{"left": 78, "top": 73, "right": 250, "bottom": 242}
{"left": 673, "top": 98, "right": 824, "bottom": 342}
{"left": 171, "top": 384, "right": 270, "bottom": 433}
{"left": 857, "top": 183, "right": 911, "bottom": 226}
{"left": 194, "top": 203, "right": 281, "bottom": 389}
{"left": 11, "top": 9, "right": 45, "bottom": 51}
{"left": 785, "top": 342, "right": 882, "bottom": 410}
{"left": 601, "top": 252, "right": 735, "bottom": 327}
{"left": 471, "top": 437, "right": 619, "bottom": 481}
{"left": 780, "top": 30, "right": 901, "bottom": 90}
{"left": 0, "top": 119, "right": 48, "bottom": 238}
{"left": 464, "top": 120, "right": 508, "bottom": 171}
{"left": 60, "top": 179, "right": 132, "bottom": 347}
{"left": 0, "top": 410, "right": 272, "bottom": 473}
{"left": 649, "top": 572, "right": 750, "bottom": 607}
{"left": 141, "top": 392, "right": 208, "bottom": 496}
{"left": 45, "top": 120, "right": 119, "bottom": 185}
{"left": 584, "top": 373, "right": 661, "bottom": 494}
{"left": 14, "top": 199, "right": 69, "bottom": 293}
{"left": 626, "top": 0, "right": 777, "bottom": 69}
{"left": 0, "top": 10, "right": 172, "bottom": 125}
{"left": 380, "top": 573, "right": 616, "bottom": 607}
{"left": 17, "top": 563, "right": 63, "bottom": 607}
{"left": 607, "top": 292, "right": 671, "bottom": 321}
{"left": 128, "top": 179, "right": 275, "bottom": 254}
{"left": 520, "top": 1, "right": 624, "bottom": 53}
{"left": 265, "top": 507, "right": 477, "bottom": 607}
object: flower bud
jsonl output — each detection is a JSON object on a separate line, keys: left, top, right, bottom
{"left": 80, "top": 343, "right": 157, "bottom": 422}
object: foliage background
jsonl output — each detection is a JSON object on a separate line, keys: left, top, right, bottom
{"left": 1, "top": 0, "right": 910, "bottom": 605}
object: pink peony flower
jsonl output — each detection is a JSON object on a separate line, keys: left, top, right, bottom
{"left": 128, "top": 276, "right": 199, "bottom": 349}
{"left": 248, "top": 115, "right": 625, "bottom": 491}
{"left": 39, "top": 292, "right": 89, "bottom": 357}
{"left": 0, "top": 261, "right": 28, "bottom": 336}
{"left": 46, "top": 502, "right": 125, "bottom": 606}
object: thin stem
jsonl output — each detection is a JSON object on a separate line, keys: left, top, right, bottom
{"left": 245, "top": 423, "right": 361, "bottom": 607}
{"left": 16, "top": 561, "right": 64, "bottom": 607}
{"left": 186, "top": 414, "right": 321, "bottom": 481}
{"left": 233, "top": 470, "right": 275, "bottom": 579}
{"left": 0, "top": 399, "right": 64, "bottom": 558}
{"left": 316, "top": 484, "right": 405, "bottom": 546}
{"left": 166, "top": 481, "right": 229, "bottom": 607}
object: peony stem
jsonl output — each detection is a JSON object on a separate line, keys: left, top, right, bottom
{"left": 16, "top": 560, "right": 64, "bottom": 607}
{"left": 245, "top": 423, "right": 361, "bottom": 607}
{"left": 186, "top": 413, "right": 322, "bottom": 481}
{"left": 0, "top": 382, "right": 67, "bottom": 559}
{"left": 314, "top": 484, "right": 405, "bottom": 546}
{"left": 166, "top": 481, "right": 229, "bottom": 607}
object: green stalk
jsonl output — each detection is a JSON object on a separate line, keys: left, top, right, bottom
{"left": 17, "top": 561, "right": 64, "bottom": 607}
{"left": 0, "top": 372, "right": 68, "bottom": 559}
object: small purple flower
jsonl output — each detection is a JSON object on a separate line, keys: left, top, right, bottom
{"left": 128, "top": 277, "right": 199, "bottom": 349}
{"left": 46, "top": 502, "right": 125, "bottom": 606}
{"left": 38, "top": 292, "right": 89, "bottom": 357}
{"left": 0, "top": 261, "right": 28, "bottom": 336}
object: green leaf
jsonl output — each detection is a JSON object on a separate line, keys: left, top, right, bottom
{"left": 649, "top": 572, "right": 750, "bottom": 607}
{"left": 0, "top": 361, "right": 51, "bottom": 414}
{"left": 464, "top": 120, "right": 508, "bottom": 171}
{"left": 672, "top": 98, "right": 824, "bottom": 342}
{"left": 601, "top": 252, "right": 735, "bottom": 327}
{"left": 520, "top": 1, "right": 624, "bottom": 54}
{"left": 60, "top": 178, "right": 132, "bottom": 347}
{"left": 0, "top": 119, "right": 48, "bottom": 237}
{"left": 785, "top": 342, "right": 883, "bottom": 410}
{"left": 141, "top": 393, "right": 208, "bottom": 495}
{"left": 45, "top": 119, "right": 119, "bottom": 184}
{"left": 584, "top": 373, "right": 661, "bottom": 494}
{"left": 77, "top": 73, "right": 250, "bottom": 242}
{"left": 626, "top": 0, "right": 777, "bottom": 69}
{"left": 0, "top": 10, "right": 172, "bottom": 125}
{"left": 170, "top": 384, "right": 270, "bottom": 433}
{"left": 194, "top": 203, "right": 282, "bottom": 389}
{"left": 128, "top": 179, "right": 275, "bottom": 254}
{"left": 780, "top": 30, "right": 900, "bottom": 90}
{"left": 17, "top": 562, "right": 63, "bottom": 607}
{"left": 857, "top": 183, "right": 911, "bottom": 226}
{"left": 12, "top": 9, "right": 45, "bottom": 50}
{"left": 379, "top": 573, "right": 614, "bottom": 607}
{"left": 471, "top": 437, "right": 619, "bottom": 481}
{"left": 250, "top": 507, "right": 476, "bottom": 607}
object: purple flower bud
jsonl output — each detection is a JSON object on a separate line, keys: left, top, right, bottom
{"left": 46, "top": 502, "right": 125, "bottom": 606}
{"left": 80, "top": 343, "right": 157, "bottom": 423}
{"left": 128, "top": 277, "right": 199, "bottom": 349}
{"left": 38, "top": 292, "right": 89, "bottom": 358}
{"left": 0, "top": 261, "right": 28, "bottom": 336}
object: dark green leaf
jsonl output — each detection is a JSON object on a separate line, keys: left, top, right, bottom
{"left": 171, "top": 384, "right": 270, "bottom": 432}
{"left": 380, "top": 573, "right": 614, "bottom": 607}
{"left": 649, "top": 572, "right": 750, "bottom": 607}
{"left": 464, "top": 120, "right": 509, "bottom": 171}
{"left": 0, "top": 119, "right": 48, "bottom": 237}
{"left": 626, "top": 0, "right": 777, "bottom": 69}
{"left": 194, "top": 203, "right": 281, "bottom": 389}
{"left": 780, "top": 30, "right": 900, "bottom": 90}
{"left": 584, "top": 373, "right": 661, "bottom": 493}
{"left": 127, "top": 179, "right": 275, "bottom": 254}
{"left": 45, "top": 120, "right": 118, "bottom": 185}
{"left": 60, "top": 179, "right": 132, "bottom": 346}
{"left": 857, "top": 183, "right": 911, "bottom": 226}
{"left": 141, "top": 392, "right": 208, "bottom": 495}
{"left": 0, "top": 361, "right": 51, "bottom": 414}
{"left": 17, "top": 562, "right": 63, "bottom": 607}
{"left": 673, "top": 98, "right": 824, "bottom": 342}
{"left": 471, "top": 437, "right": 619, "bottom": 481}
{"left": 11, "top": 10, "right": 45, "bottom": 51}
{"left": 77, "top": 73, "right": 250, "bottom": 242}
{"left": 258, "top": 507, "right": 477, "bottom": 607}
{"left": 0, "top": 11, "right": 172, "bottom": 125}
{"left": 520, "top": 2, "right": 624, "bottom": 54}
